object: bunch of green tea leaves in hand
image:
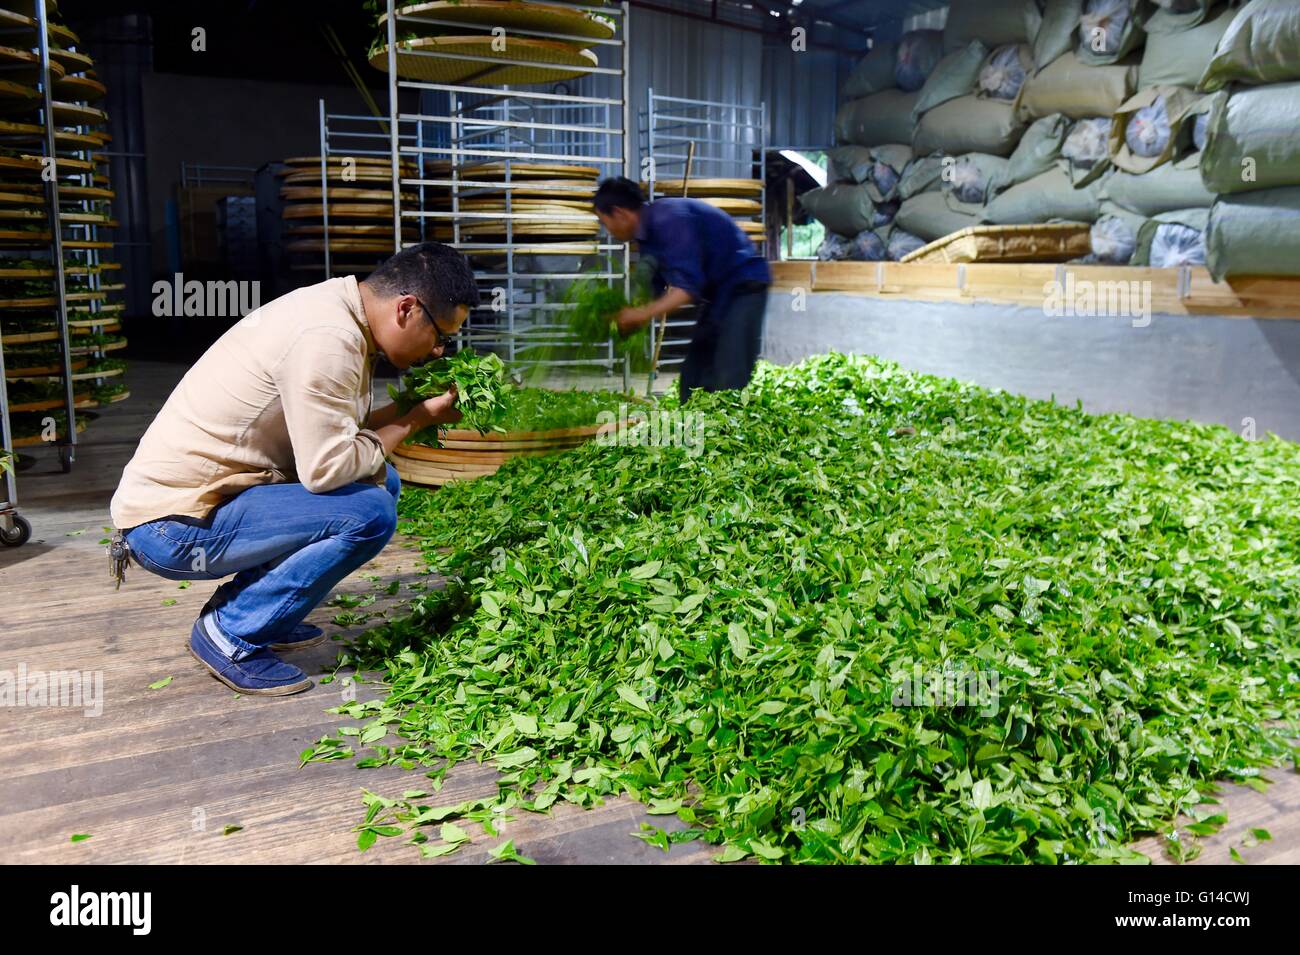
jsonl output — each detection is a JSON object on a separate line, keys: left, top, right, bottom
{"left": 391, "top": 348, "right": 508, "bottom": 442}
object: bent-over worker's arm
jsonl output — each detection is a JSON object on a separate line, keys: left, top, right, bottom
{"left": 616, "top": 286, "right": 694, "bottom": 335}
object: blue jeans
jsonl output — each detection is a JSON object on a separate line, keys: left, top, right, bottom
{"left": 125, "top": 464, "right": 401, "bottom": 660}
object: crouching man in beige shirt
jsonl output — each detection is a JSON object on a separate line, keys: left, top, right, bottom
{"left": 110, "top": 242, "right": 476, "bottom": 696}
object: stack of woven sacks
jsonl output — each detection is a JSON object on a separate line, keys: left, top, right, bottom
{"left": 805, "top": 0, "right": 1300, "bottom": 279}
{"left": 1197, "top": 0, "right": 1300, "bottom": 279}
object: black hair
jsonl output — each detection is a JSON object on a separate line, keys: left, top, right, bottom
{"left": 593, "top": 176, "right": 646, "bottom": 215}
{"left": 365, "top": 241, "right": 479, "bottom": 323}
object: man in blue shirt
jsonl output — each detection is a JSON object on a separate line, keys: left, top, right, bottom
{"left": 592, "top": 176, "right": 771, "bottom": 402}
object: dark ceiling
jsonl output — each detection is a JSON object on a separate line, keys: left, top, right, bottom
{"left": 55, "top": 0, "right": 945, "bottom": 83}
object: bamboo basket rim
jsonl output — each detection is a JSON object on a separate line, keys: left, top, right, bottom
{"left": 371, "top": 36, "right": 599, "bottom": 86}
{"left": 379, "top": 0, "right": 616, "bottom": 40}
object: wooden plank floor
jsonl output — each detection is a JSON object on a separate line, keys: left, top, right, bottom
{"left": 1, "top": 360, "right": 1295, "bottom": 865}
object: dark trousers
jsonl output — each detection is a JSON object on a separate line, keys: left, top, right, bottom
{"left": 679, "top": 283, "right": 769, "bottom": 404}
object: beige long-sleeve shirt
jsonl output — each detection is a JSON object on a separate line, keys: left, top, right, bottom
{"left": 110, "top": 275, "right": 386, "bottom": 530}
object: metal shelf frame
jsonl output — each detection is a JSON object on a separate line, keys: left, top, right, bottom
{"left": 379, "top": 0, "right": 634, "bottom": 386}
{"left": 1, "top": 0, "right": 83, "bottom": 510}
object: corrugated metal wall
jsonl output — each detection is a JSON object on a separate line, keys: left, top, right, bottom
{"left": 419, "top": 3, "right": 858, "bottom": 175}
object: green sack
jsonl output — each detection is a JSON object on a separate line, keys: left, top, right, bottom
{"left": 1102, "top": 154, "right": 1217, "bottom": 214}
{"left": 842, "top": 40, "right": 899, "bottom": 99}
{"left": 1200, "top": 0, "right": 1300, "bottom": 90}
{"left": 944, "top": 0, "right": 1041, "bottom": 53}
{"left": 993, "top": 113, "right": 1071, "bottom": 193}
{"left": 1078, "top": 0, "right": 1146, "bottom": 66}
{"left": 1200, "top": 81, "right": 1300, "bottom": 195}
{"left": 1035, "top": 0, "right": 1086, "bottom": 69}
{"left": 913, "top": 94, "right": 1026, "bottom": 158}
{"left": 895, "top": 190, "right": 983, "bottom": 241}
{"left": 799, "top": 183, "right": 876, "bottom": 237}
{"left": 945, "top": 153, "right": 1013, "bottom": 204}
{"left": 828, "top": 146, "right": 875, "bottom": 184}
{"left": 1108, "top": 85, "right": 1206, "bottom": 173}
{"left": 898, "top": 151, "right": 947, "bottom": 199}
{"left": 912, "top": 40, "right": 987, "bottom": 123}
{"left": 1138, "top": 6, "right": 1236, "bottom": 88}
{"left": 983, "top": 160, "right": 1108, "bottom": 223}
{"left": 1133, "top": 207, "right": 1210, "bottom": 266}
{"left": 863, "top": 144, "right": 915, "bottom": 202}
{"left": 835, "top": 89, "right": 921, "bottom": 147}
{"left": 1206, "top": 185, "right": 1300, "bottom": 278}
{"left": 1015, "top": 51, "right": 1138, "bottom": 120}
{"left": 1139, "top": 0, "right": 1220, "bottom": 34}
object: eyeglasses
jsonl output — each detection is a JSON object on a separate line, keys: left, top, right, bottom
{"left": 408, "top": 293, "right": 455, "bottom": 350}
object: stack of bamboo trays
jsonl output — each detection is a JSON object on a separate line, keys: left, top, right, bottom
{"left": 1, "top": 2, "right": 128, "bottom": 456}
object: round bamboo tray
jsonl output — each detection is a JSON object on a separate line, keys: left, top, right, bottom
{"left": 1, "top": 329, "right": 56, "bottom": 344}
{"left": 62, "top": 240, "right": 115, "bottom": 250}
{"left": 286, "top": 238, "right": 403, "bottom": 254}
{"left": 450, "top": 218, "right": 600, "bottom": 238}
{"left": 698, "top": 196, "right": 762, "bottom": 216}
{"left": 459, "top": 241, "right": 603, "bottom": 255}
{"left": 69, "top": 365, "right": 124, "bottom": 382}
{"left": 435, "top": 160, "right": 600, "bottom": 181}
{"left": 0, "top": 10, "right": 37, "bottom": 34}
{"left": 0, "top": 228, "right": 52, "bottom": 246}
{"left": 370, "top": 36, "right": 599, "bottom": 86}
{"left": 50, "top": 101, "right": 108, "bottom": 126}
{"left": 0, "top": 79, "right": 39, "bottom": 104}
{"left": 0, "top": 155, "right": 42, "bottom": 175}
{"left": 282, "top": 202, "right": 396, "bottom": 221}
{"left": 444, "top": 197, "right": 592, "bottom": 212}
{"left": 281, "top": 155, "right": 415, "bottom": 170}
{"left": 283, "top": 223, "right": 415, "bottom": 237}
{"left": 11, "top": 418, "right": 88, "bottom": 448}
{"left": 280, "top": 186, "right": 415, "bottom": 201}
{"left": 51, "top": 130, "right": 105, "bottom": 150}
{"left": 653, "top": 178, "right": 763, "bottom": 197}
{"left": 10, "top": 393, "right": 88, "bottom": 413}
{"left": 379, "top": 1, "right": 616, "bottom": 39}
{"left": 281, "top": 168, "right": 411, "bottom": 186}
{"left": 0, "top": 45, "right": 62, "bottom": 84}
{"left": 48, "top": 47, "right": 93, "bottom": 74}
{"left": 448, "top": 183, "right": 597, "bottom": 204}
{"left": 76, "top": 388, "right": 129, "bottom": 409}
{"left": 53, "top": 74, "right": 107, "bottom": 101}
{"left": 6, "top": 358, "right": 89, "bottom": 377}
{"left": 0, "top": 189, "right": 42, "bottom": 205}
{"left": 392, "top": 417, "right": 638, "bottom": 487}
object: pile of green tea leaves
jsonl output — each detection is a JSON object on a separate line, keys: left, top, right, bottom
{"left": 392, "top": 348, "right": 508, "bottom": 442}
{"left": 314, "top": 353, "right": 1299, "bottom": 863}
{"left": 490, "top": 387, "right": 638, "bottom": 433}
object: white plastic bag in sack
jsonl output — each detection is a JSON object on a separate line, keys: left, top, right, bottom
{"left": 1125, "top": 96, "right": 1171, "bottom": 158}
{"left": 1149, "top": 222, "right": 1206, "bottom": 267}
{"left": 1090, "top": 215, "right": 1138, "bottom": 263}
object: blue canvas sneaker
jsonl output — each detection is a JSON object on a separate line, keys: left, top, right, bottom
{"left": 189, "top": 619, "right": 313, "bottom": 696}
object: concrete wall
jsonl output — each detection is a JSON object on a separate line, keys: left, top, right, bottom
{"left": 761, "top": 293, "right": 1300, "bottom": 442}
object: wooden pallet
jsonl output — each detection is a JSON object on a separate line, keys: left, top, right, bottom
{"left": 900, "top": 223, "right": 1091, "bottom": 265}
{"left": 769, "top": 261, "right": 1300, "bottom": 321}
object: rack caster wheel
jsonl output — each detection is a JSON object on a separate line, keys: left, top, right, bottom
{"left": 59, "top": 445, "right": 73, "bottom": 473}
{"left": 0, "top": 514, "right": 31, "bottom": 547}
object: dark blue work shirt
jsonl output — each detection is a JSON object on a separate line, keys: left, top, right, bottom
{"left": 635, "top": 198, "right": 771, "bottom": 306}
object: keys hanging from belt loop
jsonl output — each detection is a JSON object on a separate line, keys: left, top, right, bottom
{"left": 108, "top": 530, "right": 132, "bottom": 591}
